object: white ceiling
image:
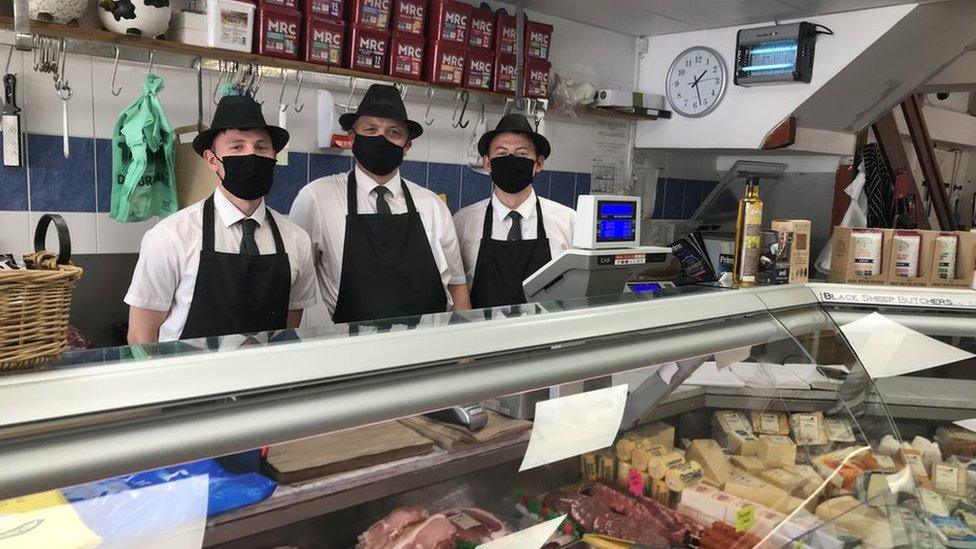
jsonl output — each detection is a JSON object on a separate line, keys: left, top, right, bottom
{"left": 505, "top": 0, "right": 945, "bottom": 36}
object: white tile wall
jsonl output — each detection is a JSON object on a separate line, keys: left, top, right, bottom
{"left": 30, "top": 211, "right": 97, "bottom": 255}
{"left": 22, "top": 52, "right": 95, "bottom": 138}
{"left": 0, "top": 211, "right": 31, "bottom": 257}
{"left": 96, "top": 214, "right": 158, "bottom": 254}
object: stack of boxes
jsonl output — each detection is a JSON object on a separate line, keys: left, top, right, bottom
{"left": 244, "top": 0, "right": 552, "bottom": 97}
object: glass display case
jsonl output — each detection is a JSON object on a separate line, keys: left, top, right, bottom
{"left": 3, "top": 283, "right": 976, "bottom": 549}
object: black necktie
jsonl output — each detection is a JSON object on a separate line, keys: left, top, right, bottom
{"left": 507, "top": 211, "right": 523, "bottom": 241}
{"left": 374, "top": 186, "right": 392, "bottom": 215}
{"left": 239, "top": 219, "right": 259, "bottom": 255}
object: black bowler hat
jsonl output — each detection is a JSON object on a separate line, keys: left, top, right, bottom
{"left": 193, "top": 94, "right": 290, "bottom": 157}
{"left": 339, "top": 84, "right": 423, "bottom": 140}
{"left": 477, "top": 113, "right": 551, "bottom": 159}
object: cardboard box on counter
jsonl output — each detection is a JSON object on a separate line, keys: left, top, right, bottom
{"left": 929, "top": 231, "right": 976, "bottom": 288}
{"left": 829, "top": 227, "right": 891, "bottom": 285}
{"left": 885, "top": 229, "right": 933, "bottom": 287}
{"left": 771, "top": 219, "right": 811, "bottom": 284}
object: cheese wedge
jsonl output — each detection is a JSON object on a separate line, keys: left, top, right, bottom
{"left": 725, "top": 472, "right": 792, "bottom": 510}
{"left": 730, "top": 455, "right": 766, "bottom": 476}
{"left": 686, "top": 439, "right": 732, "bottom": 485}
{"left": 758, "top": 435, "right": 797, "bottom": 468}
{"left": 712, "top": 410, "right": 760, "bottom": 456}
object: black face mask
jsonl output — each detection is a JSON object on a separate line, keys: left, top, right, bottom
{"left": 353, "top": 134, "right": 405, "bottom": 176}
{"left": 215, "top": 154, "right": 277, "bottom": 200}
{"left": 490, "top": 155, "right": 536, "bottom": 195}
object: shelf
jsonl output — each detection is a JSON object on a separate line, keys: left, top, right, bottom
{"left": 0, "top": 18, "right": 667, "bottom": 123}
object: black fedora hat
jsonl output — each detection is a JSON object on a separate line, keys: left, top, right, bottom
{"left": 193, "top": 94, "right": 290, "bottom": 157}
{"left": 339, "top": 84, "right": 423, "bottom": 140}
{"left": 477, "top": 114, "right": 551, "bottom": 159}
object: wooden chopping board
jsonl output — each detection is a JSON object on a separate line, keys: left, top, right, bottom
{"left": 264, "top": 422, "right": 436, "bottom": 483}
{"left": 399, "top": 411, "right": 532, "bottom": 451}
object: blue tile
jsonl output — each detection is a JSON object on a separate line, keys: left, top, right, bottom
{"left": 662, "top": 179, "right": 684, "bottom": 219}
{"left": 95, "top": 138, "right": 112, "bottom": 213}
{"left": 309, "top": 152, "right": 351, "bottom": 181}
{"left": 549, "top": 171, "right": 576, "bottom": 207}
{"left": 653, "top": 177, "right": 667, "bottom": 218}
{"left": 575, "top": 173, "right": 591, "bottom": 207}
{"left": 460, "top": 168, "right": 491, "bottom": 208}
{"left": 267, "top": 153, "right": 309, "bottom": 213}
{"left": 400, "top": 160, "right": 428, "bottom": 187}
{"left": 681, "top": 179, "right": 704, "bottom": 218}
{"left": 29, "top": 134, "right": 95, "bottom": 212}
{"left": 533, "top": 172, "right": 551, "bottom": 199}
{"left": 427, "top": 162, "right": 461, "bottom": 212}
{"left": 0, "top": 150, "right": 28, "bottom": 210}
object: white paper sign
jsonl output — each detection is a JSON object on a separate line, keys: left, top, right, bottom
{"left": 715, "top": 346, "right": 752, "bottom": 370}
{"left": 477, "top": 515, "right": 566, "bottom": 549}
{"left": 840, "top": 312, "right": 975, "bottom": 378}
{"left": 954, "top": 418, "right": 976, "bottom": 433}
{"left": 592, "top": 120, "right": 631, "bottom": 194}
{"left": 519, "top": 385, "right": 628, "bottom": 472}
{"left": 658, "top": 362, "right": 680, "bottom": 384}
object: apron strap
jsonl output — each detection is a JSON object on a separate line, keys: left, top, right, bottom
{"left": 535, "top": 197, "right": 547, "bottom": 239}
{"left": 346, "top": 171, "right": 358, "bottom": 216}
{"left": 202, "top": 194, "right": 216, "bottom": 253}
{"left": 400, "top": 179, "right": 418, "bottom": 214}
{"left": 482, "top": 195, "right": 548, "bottom": 240}
{"left": 264, "top": 208, "right": 286, "bottom": 254}
{"left": 482, "top": 200, "right": 495, "bottom": 240}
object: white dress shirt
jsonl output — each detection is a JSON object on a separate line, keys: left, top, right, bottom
{"left": 124, "top": 190, "right": 317, "bottom": 342}
{"left": 453, "top": 190, "right": 576, "bottom": 284}
{"left": 290, "top": 165, "right": 467, "bottom": 316}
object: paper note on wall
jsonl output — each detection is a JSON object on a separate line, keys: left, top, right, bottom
{"left": 592, "top": 120, "right": 631, "bottom": 194}
{"left": 477, "top": 515, "right": 565, "bottom": 549}
{"left": 519, "top": 385, "right": 627, "bottom": 472}
{"left": 840, "top": 312, "right": 975, "bottom": 378}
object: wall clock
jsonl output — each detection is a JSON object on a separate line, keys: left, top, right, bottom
{"left": 666, "top": 46, "right": 728, "bottom": 118}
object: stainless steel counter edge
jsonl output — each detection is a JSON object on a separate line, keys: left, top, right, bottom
{"left": 0, "top": 286, "right": 816, "bottom": 427}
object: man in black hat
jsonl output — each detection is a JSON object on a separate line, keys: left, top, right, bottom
{"left": 292, "top": 84, "right": 470, "bottom": 323}
{"left": 125, "top": 94, "right": 317, "bottom": 343}
{"left": 453, "top": 114, "right": 576, "bottom": 309}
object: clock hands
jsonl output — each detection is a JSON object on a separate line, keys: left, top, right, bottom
{"left": 689, "top": 70, "right": 707, "bottom": 106}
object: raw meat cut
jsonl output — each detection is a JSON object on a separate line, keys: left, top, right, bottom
{"left": 539, "top": 491, "right": 669, "bottom": 549}
{"left": 442, "top": 507, "right": 509, "bottom": 542}
{"left": 587, "top": 480, "right": 686, "bottom": 544}
{"left": 390, "top": 514, "right": 458, "bottom": 549}
{"left": 357, "top": 507, "right": 429, "bottom": 548}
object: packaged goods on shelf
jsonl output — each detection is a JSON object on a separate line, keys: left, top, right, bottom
{"left": 932, "top": 462, "right": 969, "bottom": 497}
{"left": 790, "top": 411, "right": 830, "bottom": 447}
{"left": 825, "top": 418, "right": 857, "bottom": 443}
{"left": 349, "top": 0, "right": 392, "bottom": 30}
{"left": 388, "top": 32, "right": 425, "bottom": 79}
{"left": 347, "top": 26, "right": 389, "bottom": 74}
{"left": 711, "top": 410, "right": 760, "bottom": 456}
{"left": 468, "top": 6, "right": 494, "bottom": 50}
{"left": 771, "top": 219, "right": 811, "bottom": 284}
{"left": 893, "top": 230, "right": 923, "bottom": 278}
{"left": 750, "top": 410, "right": 790, "bottom": 436}
{"left": 426, "top": 40, "right": 466, "bottom": 86}
{"left": 494, "top": 12, "right": 516, "bottom": 55}
{"left": 493, "top": 54, "right": 517, "bottom": 95}
{"left": 463, "top": 48, "right": 494, "bottom": 91}
{"left": 172, "top": 0, "right": 257, "bottom": 52}
{"left": 524, "top": 20, "right": 553, "bottom": 60}
{"left": 305, "top": 0, "right": 345, "bottom": 19}
{"left": 392, "top": 0, "right": 427, "bottom": 34}
{"left": 303, "top": 16, "right": 345, "bottom": 66}
{"left": 524, "top": 58, "right": 552, "bottom": 99}
{"left": 427, "top": 0, "right": 470, "bottom": 43}
{"left": 256, "top": 6, "right": 302, "bottom": 59}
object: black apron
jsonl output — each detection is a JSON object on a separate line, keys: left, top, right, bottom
{"left": 332, "top": 172, "right": 447, "bottom": 324}
{"left": 470, "top": 198, "right": 551, "bottom": 309}
{"left": 180, "top": 195, "right": 291, "bottom": 340}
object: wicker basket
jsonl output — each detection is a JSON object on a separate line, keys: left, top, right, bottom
{"left": 0, "top": 214, "right": 83, "bottom": 370}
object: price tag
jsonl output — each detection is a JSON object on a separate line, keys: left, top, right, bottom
{"left": 735, "top": 505, "right": 755, "bottom": 533}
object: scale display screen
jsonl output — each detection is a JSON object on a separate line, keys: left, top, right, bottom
{"left": 628, "top": 282, "right": 663, "bottom": 293}
{"left": 596, "top": 200, "right": 637, "bottom": 243}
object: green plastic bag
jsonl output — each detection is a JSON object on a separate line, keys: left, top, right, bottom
{"left": 110, "top": 73, "right": 178, "bottom": 222}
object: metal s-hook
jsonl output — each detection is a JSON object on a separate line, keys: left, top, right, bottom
{"left": 452, "top": 90, "right": 469, "bottom": 129}
{"left": 109, "top": 45, "right": 123, "bottom": 96}
{"left": 395, "top": 82, "right": 407, "bottom": 101}
{"left": 212, "top": 60, "right": 226, "bottom": 105}
{"left": 503, "top": 98, "right": 514, "bottom": 116}
{"left": 146, "top": 49, "right": 155, "bottom": 77}
{"left": 292, "top": 70, "right": 304, "bottom": 113}
{"left": 277, "top": 69, "right": 290, "bottom": 112}
{"left": 344, "top": 77, "right": 357, "bottom": 113}
{"left": 424, "top": 86, "right": 435, "bottom": 126}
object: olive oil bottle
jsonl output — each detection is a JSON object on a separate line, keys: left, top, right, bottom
{"left": 733, "top": 178, "right": 763, "bottom": 286}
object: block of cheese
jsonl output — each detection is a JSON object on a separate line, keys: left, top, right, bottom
{"left": 648, "top": 451, "right": 685, "bottom": 480}
{"left": 615, "top": 437, "right": 638, "bottom": 462}
{"left": 725, "top": 472, "right": 791, "bottom": 510}
{"left": 816, "top": 496, "right": 892, "bottom": 547}
{"left": 859, "top": 471, "right": 897, "bottom": 509}
{"left": 730, "top": 455, "right": 766, "bottom": 476}
{"left": 679, "top": 482, "right": 721, "bottom": 518}
{"left": 773, "top": 495, "right": 809, "bottom": 514}
{"left": 708, "top": 490, "right": 746, "bottom": 524}
{"left": 790, "top": 411, "right": 829, "bottom": 446}
{"left": 931, "top": 462, "right": 968, "bottom": 496}
{"left": 712, "top": 410, "right": 760, "bottom": 456}
{"left": 631, "top": 421, "right": 676, "bottom": 449}
{"left": 666, "top": 460, "right": 704, "bottom": 491}
{"left": 787, "top": 464, "right": 826, "bottom": 498}
{"left": 751, "top": 410, "right": 790, "bottom": 436}
{"left": 936, "top": 425, "right": 976, "bottom": 458}
{"left": 686, "top": 439, "right": 732, "bottom": 485}
{"left": 825, "top": 419, "right": 857, "bottom": 443}
{"left": 896, "top": 448, "right": 932, "bottom": 489}
{"left": 920, "top": 487, "right": 951, "bottom": 516}
{"left": 616, "top": 460, "right": 634, "bottom": 487}
{"left": 871, "top": 453, "right": 897, "bottom": 473}
{"left": 758, "top": 435, "right": 797, "bottom": 468}
{"left": 649, "top": 476, "right": 670, "bottom": 505}
{"left": 812, "top": 447, "right": 867, "bottom": 492}
{"left": 760, "top": 467, "right": 803, "bottom": 494}
{"left": 631, "top": 443, "right": 668, "bottom": 471}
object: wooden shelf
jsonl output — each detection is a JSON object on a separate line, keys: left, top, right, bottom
{"left": 0, "top": 17, "right": 669, "bottom": 123}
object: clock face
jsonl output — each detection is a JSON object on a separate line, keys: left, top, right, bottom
{"left": 666, "top": 47, "right": 727, "bottom": 118}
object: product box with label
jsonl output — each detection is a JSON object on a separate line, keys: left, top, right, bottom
{"left": 259, "top": 0, "right": 299, "bottom": 10}
{"left": 828, "top": 227, "right": 891, "bottom": 285}
{"left": 493, "top": 53, "right": 517, "bottom": 95}
{"left": 346, "top": 25, "right": 389, "bottom": 73}
{"left": 468, "top": 6, "right": 494, "bottom": 50}
{"left": 303, "top": 16, "right": 344, "bottom": 66}
{"left": 304, "top": 0, "right": 344, "bottom": 20}
{"left": 464, "top": 48, "right": 494, "bottom": 91}
{"left": 172, "top": 0, "right": 257, "bottom": 53}
{"left": 425, "top": 39, "right": 466, "bottom": 86}
{"left": 392, "top": 0, "right": 426, "bottom": 34}
{"left": 256, "top": 6, "right": 302, "bottom": 59}
{"left": 427, "top": 0, "right": 470, "bottom": 44}
{"left": 524, "top": 19, "right": 553, "bottom": 60}
{"left": 771, "top": 219, "right": 811, "bottom": 284}
{"left": 884, "top": 229, "right": 933, "bottom": 287}
{"left": 495, "top": 11, "right": 516, "bottom": 55}
{"left": 348, "top": 0, "right": 392, "bottom": 31}
{"left": 524, "top": 58, "right": 551, "bottom": 99}
{"left": 929, "top": 231, "right": 976, "bottom": 288}
{"left": 387, "top": 32, "right": 425, "bottom": 80}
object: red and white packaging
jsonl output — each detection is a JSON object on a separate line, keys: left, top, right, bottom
{"left": 256, "top": 6, "right": 302, "bottom": 59}
{"left": 524, "top": 20, "right": 553, "bottom": 60}
{"left": 464, "top": 48, "right": 493, "bottom": 91}
{"left": 392, "top": 0, "right": 427, "bottom": 35}
{"left": 348, "top": 0, "right": 392, "bottom": 31}
{"left": 524, "top": 58, "right": 551, "bottom": 99}
{"left": 259, "top": 0, "right": 299, "bottom": 10}
{"left": 346, "top": 26, "right": 389, "bottom": 73}
{"left": 468, "top": 6, "right": 493, "bottom": 50}
{"left": 303, "top": 16, "right": 344, "bottom": 66}
{"left": 425, "top": 39, "right": 466, "bottom": 86}
{"left": 494, "top": 12, "right": 516, "bottom": 55}
{"left": 427, "top": 0, "right": 470, "bottom": 44}
{"left": 388, "top": 32, "right": 425, "bottom": 80}
{"left": 493, "top": 53, "right": 517, "bottom": 95}
{"left": 304, "top": 0, "right": 344, "bottom": 20}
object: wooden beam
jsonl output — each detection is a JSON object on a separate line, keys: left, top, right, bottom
{"left": 761, "top": 116, "right": 797, "bottom": 150}
{"left": 901, "top": 94, "right": 956, "bottom": 230}
{"left": 871, "top": 111, "right": 931, "bottom": 229}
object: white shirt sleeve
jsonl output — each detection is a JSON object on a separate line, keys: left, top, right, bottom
{"left": 290, "top": 186, "right": 326, "bottom": 275}
{"left": 289, "top": 230, "right": 318, "bottom": 310}
{"left": 124, "top": 225, "right": 182, "bottom": 312}
{"left": 437, "top": 201, "right": 468, "bottom": 286}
